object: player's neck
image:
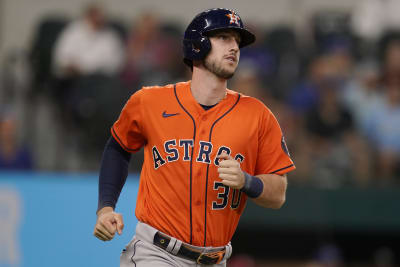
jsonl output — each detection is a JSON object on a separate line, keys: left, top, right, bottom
{"left": 191, "top": 67, "right": 227, "bottom": 106}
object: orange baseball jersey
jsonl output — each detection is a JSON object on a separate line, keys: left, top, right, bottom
{"left": 112, "top": 81, "right": 295, "bottom": 247}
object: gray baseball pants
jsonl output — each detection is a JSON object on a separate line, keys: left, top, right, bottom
{"left": 120, "top": 221, "right": 232, "bottom": 267}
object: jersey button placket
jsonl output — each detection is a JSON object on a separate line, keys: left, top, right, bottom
{"left": 198, "top": 114, "right": 209, "bottom": 135}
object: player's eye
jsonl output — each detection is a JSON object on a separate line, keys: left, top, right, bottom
{"left": 235, "top": 37, "right": 241, "bottom": 45}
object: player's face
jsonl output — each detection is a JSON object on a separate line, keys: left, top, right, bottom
{"left": 204, "top": 30, "right": 241, "bottom": 79}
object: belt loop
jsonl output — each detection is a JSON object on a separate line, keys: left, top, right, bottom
{"left": 171, "top": 239, "right": 182, "bottom": 255}
{"left": 165, "top": 237, "right": 177, "bottom": 254}
{"left": 223, "top": 242, "right": 232, "bottom": 261}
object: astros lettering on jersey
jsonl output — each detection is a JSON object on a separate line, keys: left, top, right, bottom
{"left": 112, "top": 81, "right": 295, "bottom": 247}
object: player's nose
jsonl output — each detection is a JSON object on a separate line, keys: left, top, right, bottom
{"left": 230, "top": 40, "right": 239, "bottom": 52}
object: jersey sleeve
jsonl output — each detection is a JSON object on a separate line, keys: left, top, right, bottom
{"left": 111, "top": 89, "right": 146, "bottom": 152}
{"left": 255, "top": 108, "right": 295, "bottom": 176}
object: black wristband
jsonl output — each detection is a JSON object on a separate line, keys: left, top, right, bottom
{"left": 241, "top": 172, "right": 264, "bottom": 198}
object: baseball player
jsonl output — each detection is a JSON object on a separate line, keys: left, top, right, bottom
{"left": 93, "top": 8, "right": 295, "bottom": 266}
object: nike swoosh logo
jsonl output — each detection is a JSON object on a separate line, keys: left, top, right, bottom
{"left": 162, "top": 111, "right": 180, "bottom": 118}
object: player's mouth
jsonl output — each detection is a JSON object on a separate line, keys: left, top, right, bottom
{"left": 224, "top": 54, "right": 237, "bottom": 63}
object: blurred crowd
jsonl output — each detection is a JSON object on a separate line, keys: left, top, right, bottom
{"left": 1, "top": 2, "right": 400, "bottom": 190}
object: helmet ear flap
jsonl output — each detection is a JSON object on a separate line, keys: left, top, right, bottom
{"left": 191, "top": 37, "right": 211, "bottom": 60}
{"left": 183, "top": 36, "right": 211, "bottom": 66}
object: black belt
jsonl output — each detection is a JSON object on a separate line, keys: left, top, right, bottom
{"left": 153, "top": 232, "right": 225, "bottom": 265}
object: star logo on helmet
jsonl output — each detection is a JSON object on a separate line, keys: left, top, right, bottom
{"left": 226, "top": 11, "right": 240, "bottom": 25}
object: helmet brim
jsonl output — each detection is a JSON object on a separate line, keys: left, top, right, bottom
{"left": 204, "top": 27, "right": 256, "bottom": 48}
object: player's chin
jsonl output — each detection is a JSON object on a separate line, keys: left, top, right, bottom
{"left": 220, "top": 66, "right": 237, "bottom": 79}
{"left": 225, "top": 61, "right": 238, "bottom": 70}
{"left": 224, "top": 70, "right": 236, "bottom": 79}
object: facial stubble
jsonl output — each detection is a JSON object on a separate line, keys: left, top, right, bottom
{"left": 204, "top": 57, "right": 236, "bottom": 79}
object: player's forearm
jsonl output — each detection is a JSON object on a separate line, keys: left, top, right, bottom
{"left": 97, "top": 136, "right": 131, "bottom": 212}
{"left": 251, "top": 174, "right": 287, "bottom": 209}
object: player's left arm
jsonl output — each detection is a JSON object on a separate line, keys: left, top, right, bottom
{"left": 248, "top": 173, "right": 287, "bottom": 209}
{"left": 217, "top": 153, "right": 287, "bottom": 209}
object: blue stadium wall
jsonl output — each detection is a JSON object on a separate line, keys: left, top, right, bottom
{"left": 0, "top": 172, "right": 139, "bottom": 267}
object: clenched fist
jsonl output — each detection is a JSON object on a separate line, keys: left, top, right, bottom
{"left": 93, "top": 207, "right": 124, "bottom": 241}
{"left": 217, "top": 153, "right": 245, "bottom": 189}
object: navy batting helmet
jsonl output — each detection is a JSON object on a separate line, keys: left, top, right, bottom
{"left": 183, "top": 8, "right": 256, "bottom": 68}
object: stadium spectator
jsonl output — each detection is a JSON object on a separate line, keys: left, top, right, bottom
{"left": 340, "top": 32, "right": 400, "bottom": 183}
{"left": 351, "top": 0, "right": 400, "bottom": 42}
{"left": 287, "top": 45, "right": 374, "bottom": 186}
{"left": 341, "top": 62, "right": 381, "bottom": 132}
{"left": 52, "top": 3, "right": 124, "bottom": 79}
{"left": 303, "top": 79, "right": 371, "bottom": 188}
{"left": 0, "top": 112, "right": 33, "bottom": 170}
{"left": 51, "top": 3, "right": 124, "bottom": 121}
{"left": 349, "top": 33, "right": 400, "bottom": 182}
{"left": 288, "top": 43, "right": 353, "bottom": 113}
{"left": 49, "top": 4, "right": 126, "bottom": 158}
{"left": 121, "top": 12, "right": 186, "bottom": 90}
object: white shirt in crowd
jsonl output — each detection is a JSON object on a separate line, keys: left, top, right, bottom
{"left": 53, "top": 19, "right": 124, "bottom": 77}
{"left": 352, "top": 0, "right": 400, "bottom": 40}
